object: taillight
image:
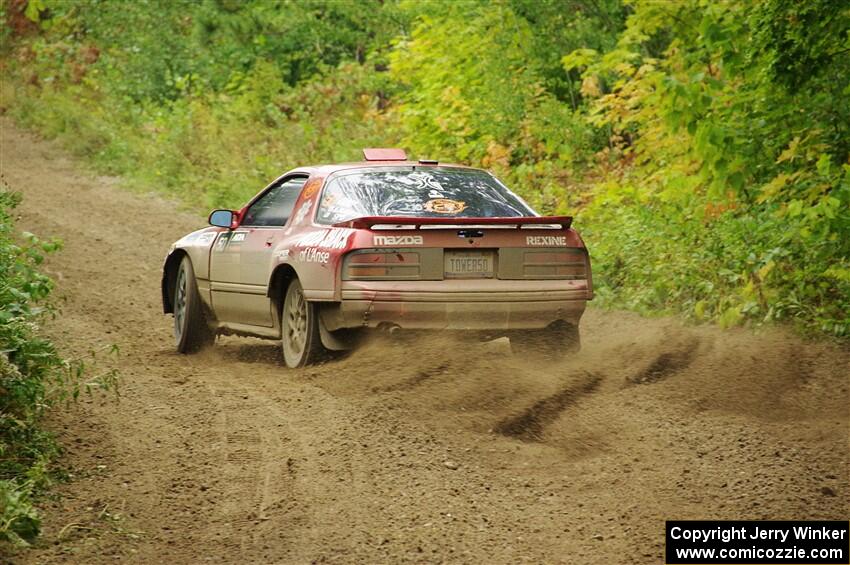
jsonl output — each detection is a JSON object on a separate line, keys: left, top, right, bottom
{"left": 343, "top": 251, "right": 421, "bottom": 280}
{"left": 522, "top": 249, "right": 587, "bottom": 279}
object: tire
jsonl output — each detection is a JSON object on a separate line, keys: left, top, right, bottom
{"left": 510, "top": 322, "right": 580, "bottom": 361}
{"left": 281, "top": 278, "right": 326, "bottom": 368}
{"left": 173, "top": 255, "right": 213, "bottom": 353}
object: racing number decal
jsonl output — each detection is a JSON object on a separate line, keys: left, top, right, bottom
{"left": 423, "top": 198, "right": 467, "bottom": 214}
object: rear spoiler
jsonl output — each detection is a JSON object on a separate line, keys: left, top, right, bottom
{"left": 333, "top": 215, "right": 573, "bottom": 230}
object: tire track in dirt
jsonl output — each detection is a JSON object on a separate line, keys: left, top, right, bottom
{"left": 209, "top": 385, "right": 275, "bottom": 551}
{"left": 373, "top": 362, "right": 450, "bottom": 392}
{"left": 2, "top": 118, "right": 848, "bottom": 565}
{"left": 493, "top": 337, "right": 701, "bottom": 442}
{"left": 625, "top": 338, "right": 700, "bottom": 386}
{"left": 494, "top": 372, "right": 603, "bottom": 441}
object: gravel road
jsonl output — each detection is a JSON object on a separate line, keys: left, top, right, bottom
{"left": 2, "top": 118, "right": 847, "bottom": 564}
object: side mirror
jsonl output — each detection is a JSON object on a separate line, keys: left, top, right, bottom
{"left": 209, "top": 209, "right": 236, "bottom": 229}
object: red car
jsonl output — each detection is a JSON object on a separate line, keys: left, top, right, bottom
{"left": 162, "top": 149, "right": 592, "bottom": 367}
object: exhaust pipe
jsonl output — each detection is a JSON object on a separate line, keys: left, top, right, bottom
{"left": 377, "top": 322, "right": 402, "bottom": 336}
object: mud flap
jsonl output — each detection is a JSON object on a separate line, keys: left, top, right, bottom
{"left": 319, "top": 313, "right": 356, "bottom": 350}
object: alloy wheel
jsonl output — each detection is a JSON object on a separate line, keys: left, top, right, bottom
{"left": 285, "top": 284, "right": 307, "bottom": 357}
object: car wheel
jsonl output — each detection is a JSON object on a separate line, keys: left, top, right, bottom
{"left": 174, "top": 255, "right": 213, "bottom": 353}
{"left": 510, "top": 322, "right": 580, "bottom": 361}
{"left": 281, "top": 278, "right": 326, "bottom": 368}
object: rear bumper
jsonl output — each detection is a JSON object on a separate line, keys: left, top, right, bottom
{"left": 321, "top": 280, "right": 589, "bottom": 331}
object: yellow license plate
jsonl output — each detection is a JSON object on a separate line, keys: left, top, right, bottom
{"left": 444, "top": 251, "right": 495, "bottom": 279}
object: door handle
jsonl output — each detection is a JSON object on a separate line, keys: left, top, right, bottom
{"left": 265, "top": 237, "right": 274, "bottom": 247}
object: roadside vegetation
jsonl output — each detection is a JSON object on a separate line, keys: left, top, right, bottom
{"left": 0, "top": 184, "right": 118, "bottom": 547}
{"left": 1, "top": 0, "right": 847, "bottom": 337}
{"left": 0, "top": 187, "right": 63, "bottom": 546}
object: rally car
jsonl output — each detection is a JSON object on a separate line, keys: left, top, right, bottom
{"left": 162, "top": 149, "right": 592, "bottom": 368}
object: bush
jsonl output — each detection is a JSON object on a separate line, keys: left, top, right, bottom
{"left": 568, "top": 0, "right": 850, "bottom": 336}
{"left": 0, "top": 188, "right": 118, "bottom": 547}
{"left": 0, "top": 188, "right": 61, "bottom": 545}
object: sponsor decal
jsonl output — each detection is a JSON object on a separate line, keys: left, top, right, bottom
{"left": 299, "top": 247, "right": 330, "bottom": 264}
{"left": 526, "top": 235, "right": 567, "bottom": 246}
{"left": 197, "top": 232, "right": 216, "bottom": 245}
{"left": 423, "top": 198, "right": 467, "bottom": 214}
{"left": 301, "top": 179, "right": 319, "bottom": 199}
{"left": 179, "top": 231, "right": 210, "bottom": 245}
{"left": 292, "top": 201, "right": 313, "bottom": 225}
{"left": 373, "top": 234, "right": 424, "bottom": 246}
{"left": 294, "top": 228, "right": 354, "bottom": 250}
{"left": 409, "top": 171, "right": 445, "bottom": 193}
{"left": 276, "top": 249, "right": 290, "bottom": 261}
{"left": 213, "top": 231, "right": 247, "bottom": 250}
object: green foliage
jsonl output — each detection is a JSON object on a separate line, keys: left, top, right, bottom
{"left": 388, "top": 0, "right": 612, "bottom": 210}
{"left": 2, "top": 0, "right": 402, "bottom": 208}
{"left": 0, "top": 191, "right": 63, "bottom": 452}
{"left": 0, "top": 478, "right": 41, "bottom": 547}
{"left": 0, "top": 189, "right": 60, "bottom": 546}
{"left": 1, "top": 0, "right": 847, "bottom": 336}
{"left": 749, "top": 0, "right": 849, "bottom": 93}
{"left": 36, "top": 0, "right": 404, "bottom": 102}
{"left": 570, "top": 0, "right": 850, "bottom": 336}
{"left": 0, "top": 188, "right": 119, "bottom": 547}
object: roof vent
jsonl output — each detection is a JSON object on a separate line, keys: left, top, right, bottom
{"left": 363, "top": 148, "right": 407, "bottom": 161}
{"left": 418, "top": 159, "right": 438, "bottom": 165}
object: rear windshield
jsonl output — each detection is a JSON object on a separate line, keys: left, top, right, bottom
{"left": 315, "top": 168, "right": 535, "bottom": 224}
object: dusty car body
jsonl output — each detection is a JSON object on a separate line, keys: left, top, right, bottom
{"left": 162, "top": 149, "right": 593, "bottom": 367}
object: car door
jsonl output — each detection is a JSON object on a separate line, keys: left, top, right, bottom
{"left": 209, "top": 176, "right": 307, "bottom": 326}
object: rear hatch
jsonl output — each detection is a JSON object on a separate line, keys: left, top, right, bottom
{"left": 335, "top": 216, "right": 592, "bottom": 294}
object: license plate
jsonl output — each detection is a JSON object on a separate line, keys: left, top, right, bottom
{"left": 444, "top": 250, "right": 495, "bottom": 279}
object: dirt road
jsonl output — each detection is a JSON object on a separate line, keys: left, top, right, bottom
{"left": 1, "top": 118, "right": 848, "bottom": 564}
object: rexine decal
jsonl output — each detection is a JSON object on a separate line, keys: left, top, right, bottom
{"left": 373, "top": 234, "right": 424, "bottom": 246}
{"left": 526, "top": 235, "right": 567, "bottom": 246}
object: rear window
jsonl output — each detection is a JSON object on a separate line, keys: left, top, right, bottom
{"left": 315, "top": 168, "right": 535, "bottom": 225}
